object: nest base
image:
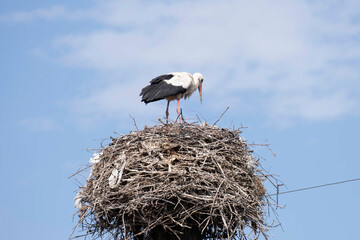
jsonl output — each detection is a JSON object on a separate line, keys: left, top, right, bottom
{"left": 73, "top": 123, "right": 274, "bottom": 239}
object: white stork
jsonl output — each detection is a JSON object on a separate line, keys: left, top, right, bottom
{"left": 140, "top": 72, "right": 203, "bottom": 123}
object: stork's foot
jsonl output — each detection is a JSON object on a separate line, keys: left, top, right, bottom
{"left": 176, "top": 98, "right": 182, "bottom": 124}
{"left": 176, "top": 112, "right": 181, "bottom": 124}
{"left": 176, "top": 111, "right": 181, "bottom": 123}
{"left": 165, "top": 100, "right": 170, "bottom": 125}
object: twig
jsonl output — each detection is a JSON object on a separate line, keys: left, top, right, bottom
{"left": 213, "top": 106, "right": 229, "bottom": 126}
{"left": 129, "top": 115, "right": 139, "bottom": 130}
{"left": 68, "top": 165, "right": 91, "bottom": 179}
{"left": 195, "top": 114, "right": 202, "bottom": 124}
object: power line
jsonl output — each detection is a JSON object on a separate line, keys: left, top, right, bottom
{"left": 269, "top": 177, "right": 360, "bottom": 197}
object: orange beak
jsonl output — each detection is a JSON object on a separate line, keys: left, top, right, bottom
{"left": 198, "top": 83, "right": 202, "bottom": 104}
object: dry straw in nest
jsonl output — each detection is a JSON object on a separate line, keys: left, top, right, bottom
{"left": 72, "top": 122, "right": 277, "bottom": 240}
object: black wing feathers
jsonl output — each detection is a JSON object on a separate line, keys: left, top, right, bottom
{"left": 140, "top": 78, "right": 187, "bottom": 104}
{"left": 150, "top": 74, "right": 174, "bottom": 84}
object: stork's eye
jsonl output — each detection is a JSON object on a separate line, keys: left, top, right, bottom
{"left": 200, "top": 79, "right": 203, "bottom": 83}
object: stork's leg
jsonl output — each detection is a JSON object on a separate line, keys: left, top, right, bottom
{"left": 166, "top": 100, "right": 170, "bottom": 124}
{"left": 176, "top": 98, "right": 181, "bottom": 123}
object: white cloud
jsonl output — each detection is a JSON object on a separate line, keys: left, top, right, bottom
{"left": 54, "top": 0, "right": 312, "bottom": 69}
{"left": 12, "top": 0, "right": 360, "bottom": 126}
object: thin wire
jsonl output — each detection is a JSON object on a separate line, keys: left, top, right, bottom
{"left": 268, "top": 177, "right": 360, "bottom": 196}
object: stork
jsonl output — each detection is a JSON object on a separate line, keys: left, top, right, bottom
{"left": 140, "top": 72, "right": 203, "bottom": 123}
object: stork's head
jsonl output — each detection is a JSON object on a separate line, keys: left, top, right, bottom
{"left": 193, "top": 73, "right": 203, "bottom": 104}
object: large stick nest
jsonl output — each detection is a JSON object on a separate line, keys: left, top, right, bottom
{"left": 73, "top": 123, "right": 276, "bottom": 239}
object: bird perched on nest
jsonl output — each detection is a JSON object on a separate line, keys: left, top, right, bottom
{"left": 140, "top": 72, "right": 203, "bottom": 123}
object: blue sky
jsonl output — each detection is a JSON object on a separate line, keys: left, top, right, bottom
{"left": 1, "top": 0, "right": 360, "bottom": 239}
